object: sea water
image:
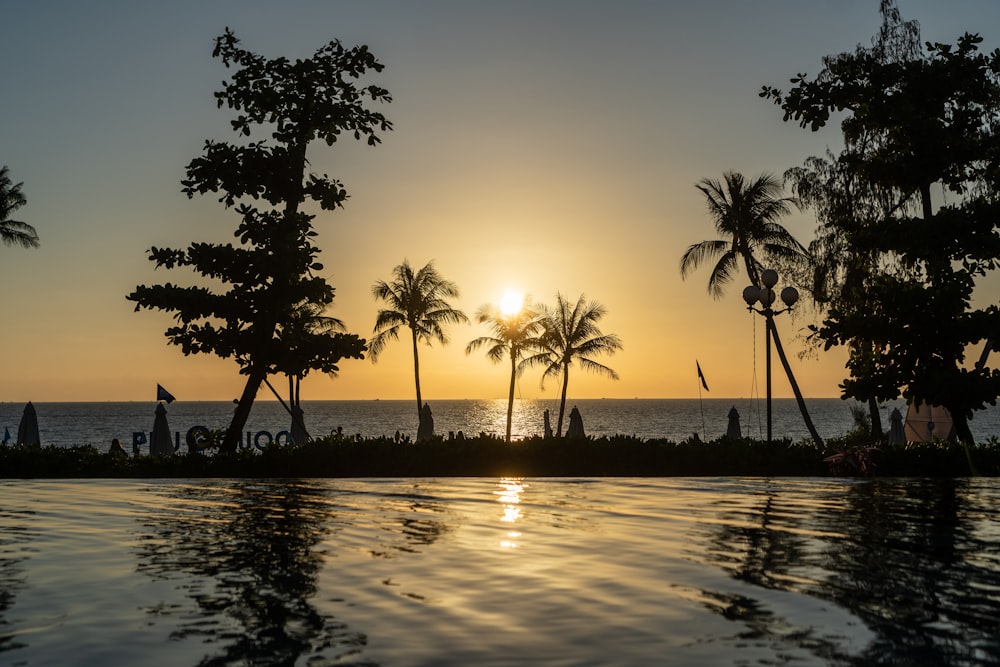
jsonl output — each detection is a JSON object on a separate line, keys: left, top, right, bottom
{"left": 3, "top": 398, "right": 1000, "bottom": 451}
{"left": 0, "top": 477, "right": 997, "bottom": 666}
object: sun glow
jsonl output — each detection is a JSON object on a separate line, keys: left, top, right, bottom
{"left": 499, "top": 290, "right": 525, "bottom": 317}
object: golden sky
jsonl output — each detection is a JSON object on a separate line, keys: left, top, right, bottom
{"left": 2, "top": 1, "right": 998, "bottom": 403}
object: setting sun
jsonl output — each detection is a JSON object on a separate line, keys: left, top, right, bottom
{"left": 499, "top": 290, "right": 525, "bottom": 317}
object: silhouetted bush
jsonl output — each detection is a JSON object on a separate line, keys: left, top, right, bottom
{"left": 2, "top": 435, "right": 997, "bottom": 478}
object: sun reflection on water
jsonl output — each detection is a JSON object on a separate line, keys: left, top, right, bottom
{"left": 495, "top": 478, "right": 525, "bottom": 548}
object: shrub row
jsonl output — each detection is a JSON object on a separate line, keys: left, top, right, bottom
{"left": 1, "top": 434, "right": 997, "bottom": 478}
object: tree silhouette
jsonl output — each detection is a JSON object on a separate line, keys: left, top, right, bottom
{"left": 680, "top": 171, "right": 805, "bottom": 297}
{"left": 0, "top": 166, "right": 39, "bottom": 249}
{"left": 128, "top": 29, "right": 388, "bottom": 452}
{"left": 525, "top": 293, "right": 622, "bottom": 437}
{"left": 370, "top": 260, "right": 468, "bottom": 418}
{"left": 763, "top": 12, "right": 1000, "bottom": 443}
{"left": 466, "top": 302, "right": 544, "bottom": 443}
{"left": 271, "top": 302, "right": 353, "bottom": 441}
{"left": 777, "top": 1, "right": 922, "bottom": 437}
{"left": 682, "top": 171, "right": 820, "bottom": 446}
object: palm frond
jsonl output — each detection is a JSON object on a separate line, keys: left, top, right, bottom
{"left": 679, "top": 240, "right": 729, "bottom": 279}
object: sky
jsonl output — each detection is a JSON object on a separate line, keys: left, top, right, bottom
{"left": 3, "top": 0, "right": 1000, "bottom": 403}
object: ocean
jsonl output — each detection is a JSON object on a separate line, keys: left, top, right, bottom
{"left": 3, "top": 397, "right": 1000, "bottom": 452}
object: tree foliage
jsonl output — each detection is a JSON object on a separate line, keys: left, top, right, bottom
{"left": 0, "top": 166, "right": 39, "bottom": 249}
{"left": 680, "top": 171, "right": 806, "bottom": 296}
{"left": 762, "top": 3, "right": 1000, "bottom": 443}
{"left": 128, "top": 28, "right": 390, "bottom": 451}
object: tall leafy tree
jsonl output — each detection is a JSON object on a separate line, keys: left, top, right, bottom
{"left": 466, "top": 302, "right": 544, "bottom": 443}
{"left": 763, "top": 13, "right": 1000, "bottom": 444}
{"left": 128, "top": 28, "right": 389, "bottom": 452}
{"left": 523, "top": 293, "right": 622, "bottom": 437}
{"left": 681, "top": 171, "right": 822, "bottom": 446}
{"left": 0, "top": 166, "right": 39, "bottom": 249}
{"left": 787, "top": 151, "right": 906, "bottom": 435}
{"left": 370, "top": 259, "right": 469, "bottom": 418}
{"left": 782, "top": 1, "right": 922, "bottom": 437}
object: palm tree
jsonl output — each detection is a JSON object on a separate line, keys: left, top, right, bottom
{"left": 681, "top": 171, "right": 822, "bottom": 447}
{"left": 465, "top": 302, "right": 544, "bottom": 443}
{"left": 0, "top": 166, "right": 39, "bottom": 248}
{"left": 272, "top": 301, "right": 361, "bottom": 442}
{"left": 680, "top": 171, "right": 804, "bottom": 295}
{"left": 371, "top": 260, "right": 469, "bottom": 417}
{"left": 524, "top": 293, "right": 622, "bottom": 437}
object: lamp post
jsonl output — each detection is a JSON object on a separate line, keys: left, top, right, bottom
{"left": 743, "top": 269, "right": 800, "bottom": 444}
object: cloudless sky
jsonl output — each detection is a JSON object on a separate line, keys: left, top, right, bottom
{"left": 3, "top": 1, "right": 1000, "bottom": 403}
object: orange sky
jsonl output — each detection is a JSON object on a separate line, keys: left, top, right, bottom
{"left": 1, "top": 1, "right": 997, "bottom": 403}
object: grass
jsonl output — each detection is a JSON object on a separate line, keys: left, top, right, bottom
{"left": 2, "top": 433, "right": 998, "bottom": 478}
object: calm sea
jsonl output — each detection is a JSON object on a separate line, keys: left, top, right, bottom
{"left": 3, "top": 398, "right": 1000, "bottom": 452}
{"left": 1, "top": 477, "right": 997, "bottom": 666}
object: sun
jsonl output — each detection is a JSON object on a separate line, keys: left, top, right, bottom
{"left": 499, "top": 290, "right": 525, "bottom": 317}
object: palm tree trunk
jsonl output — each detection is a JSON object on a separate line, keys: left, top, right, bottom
{"left": 767, "top": 317, "right": 824, "bottom": 447}
{"left": 944, "top": 402, "right": 975, "bottom": 445}
{"left": 412, "top": 328, "right": 422, "bottom": 419}
{"left": 868, "top": 396, "right": 883, "bottom": 437}
{"left": 506, "top": 355, "right": 516, "bottom": 444}
{"left": 557, "top": 364, "right": 569, "bottom": 437}
{"left": 222, "top": 367, "right": 267, "bottom": 452}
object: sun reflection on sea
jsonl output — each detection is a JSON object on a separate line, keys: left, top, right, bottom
{"left": 495, "top": 477, "right": 525, "bottom": 549}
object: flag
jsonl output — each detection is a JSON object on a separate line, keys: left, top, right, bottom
{"left": 696, "top": 361, "right": 709, "bottom": 392}
{"left": 156, "top": 384, "right": 176, "bottom": 404}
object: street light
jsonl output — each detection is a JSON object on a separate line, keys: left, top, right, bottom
{"left": 743, "top": 269, "right": 799, "bottom": 443}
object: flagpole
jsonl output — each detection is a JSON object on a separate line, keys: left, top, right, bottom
{"left": 696, "top": 360, "right": 707, "bottom": 439}
{"left": 698, "top": 381, "right": 706, "bottom": 439}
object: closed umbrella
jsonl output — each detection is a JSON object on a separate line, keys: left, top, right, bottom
{"left": 16, "top": 402, "right": 40, "bottom": 445}
{"left": 903, "top": 402, "right": 955, "bottom": 442}
{"left": 543, "top": 409, "right": 553, "bottom": 439}
{"left": 417, "top": 402, "right": 434, "bottom": 442}
{"left": 150, "top": 402, "right": 174, "bottom": 456}
{"left": 566, "top": 406, "right": 586, "bottom": 439}
{"left": 888, "top": 408, "right": 905, "bottom": 444}
{"left": 726, "top": 406, "right": 742, "bottom": 439}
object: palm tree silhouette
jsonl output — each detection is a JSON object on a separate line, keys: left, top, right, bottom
{"left": 371, "top": 260, "right": 468, "bottom": 417}
{"left": 525, "top": 293, "right": 622, "bottom": 437}
{"left": 681, "top": 171, "right": 822, "bottom": 446}
{"left": 273, "top": 301, "right": 359, "bottom": 441}
{"left": 466, "top": 302, "right": 544, "bottom": 443}
{"left": 680, "top": 171, "right": 803, "bottom": 295}
{"left": 0, "top": 167, "right": 39, "bottom": 249}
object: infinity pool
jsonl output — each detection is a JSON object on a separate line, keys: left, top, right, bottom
{"left": 1, "top": 477, "right": 997, "bottom": 665}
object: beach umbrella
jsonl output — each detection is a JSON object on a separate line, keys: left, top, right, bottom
{"left": 290, "top": 405, "right": 308, "bottom": 445}
{"left": 726, "top": 406, "right": 742, "bottom": 439}
{"left": 417, "top": 402, "right": 434, "bottom": 442}
{"left": 566, "top": 406, "right": 586, "bottom": 439}
{"left": 543, "top": 409, "right": 553, "bottom": 439}
{"left": 150, "top": 402, "right": 174, "bottom": 456}
{"left": 16, "top": 402, "right": 40, "bottom": 445}
{"left": 903, "top": 402, "right": 955, "bottom": 442}
{"left": 888, "top": 407, "right": 905, "bottom": 444}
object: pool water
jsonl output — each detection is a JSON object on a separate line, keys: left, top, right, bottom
{"left": 1, "top": 477, "right": 998, "bottom": 666}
